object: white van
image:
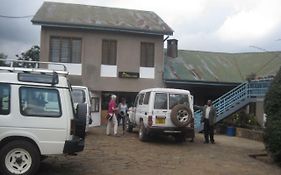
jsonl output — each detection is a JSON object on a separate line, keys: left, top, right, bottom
{"left": 127, "top": 88, "right": 195, "bottom": 142}
{"left": 0, "top": 60, "right": 86, "bottom": 175}
{"left": 71, "top": 86, "right": 92, "bottom": 132}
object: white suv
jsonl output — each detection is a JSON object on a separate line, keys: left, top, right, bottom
{"left": 71, "top": 86, "right": 92, "bottom": 132}
{"left": 0, "top": 60, "right": 86, "bottom": 175}
{"left": 127, "top": 88, "right": 195, "bottom": 142}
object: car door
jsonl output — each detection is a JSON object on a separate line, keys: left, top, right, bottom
{"left": 135, "top": 93, "right": 145, "bottom": 126}
{"left": 152, "top": 92, "right": 172, "bottom": 127}
{"left": 17, "top": 85, "right": 68, "bottom": 154}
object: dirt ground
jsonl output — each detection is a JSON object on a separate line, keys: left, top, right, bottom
{"left": 37, "top": 126, "right": 281, "bottom": 175}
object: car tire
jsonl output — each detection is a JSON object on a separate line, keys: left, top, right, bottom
{"left": 125, "top": 116, "right": 133, "bottom": 133}
{"left": 76, "top": 103, "right": 87, "bottom": 139}
{"left": 139, "top": 120, "right": 148, "bottom": 141}
{"left": 0, "top": 140, "right": 40, "bottom": 175}
{"left": 170, "top": 104, "right": 193, "bottom": 127}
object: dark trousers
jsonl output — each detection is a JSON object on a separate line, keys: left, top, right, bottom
{"left": 117, "top": 114, "right": 125, "bottom": 132}
{"left": 203, "top": 119, "right": 214, "bottom": 143}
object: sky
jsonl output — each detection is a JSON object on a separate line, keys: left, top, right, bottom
{"left": 1, "top": 0, "right": 281, "bottom": 58}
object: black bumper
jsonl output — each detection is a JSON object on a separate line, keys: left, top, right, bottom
{"left": 147, "top": 127, "right": 195, "bottom": 138}
{"left": 63, "top": 136, "right": 85, "bottom": 154}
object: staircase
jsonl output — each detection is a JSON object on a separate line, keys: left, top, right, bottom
{"left": 194, "top": 78, "right": 272, "bottom": 132}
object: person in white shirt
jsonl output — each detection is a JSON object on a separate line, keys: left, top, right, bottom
{"left": 118, "top": 98, "right": 128, "bottom": 134}
{"left": 200, "top": 100, "right": 217, "bottom": 144}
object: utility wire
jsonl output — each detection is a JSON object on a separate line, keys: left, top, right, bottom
{"left": 0, "top": 15, "right": 33, "bottom": 19}
{"left": 249, "top": 45, "right": 281, "bottom": 74}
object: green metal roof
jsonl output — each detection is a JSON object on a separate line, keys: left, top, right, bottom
{"left": 32, "top": 2, "right": 173, "bottom": 35}
{"left": 164, "top": 50, "right": 281, "bottom": 83}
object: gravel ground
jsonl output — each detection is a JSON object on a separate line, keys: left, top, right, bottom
{"left": 37, "top": 126, "right": 281, "bottom": 175}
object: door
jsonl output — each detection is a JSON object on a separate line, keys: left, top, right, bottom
{"left": 135, "top": 93, "right": 145, "bottom": 126}
{"left": 90, "top": 92, "right": 101, "bottom": 127}
{"left": 153, "top": 93, "right": 173, "bottom": 127}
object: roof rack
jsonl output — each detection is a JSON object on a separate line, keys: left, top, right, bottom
{"left": 0, "top": 59, "right": 69, "bottom": 75}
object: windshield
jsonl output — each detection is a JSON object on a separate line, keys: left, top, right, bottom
{"left": 71, "top": 89, "right": 86, "bottom": 104}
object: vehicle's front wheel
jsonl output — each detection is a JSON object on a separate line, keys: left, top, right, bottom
{"left": 139, "top": 120, "right": 148, "bottom": 141}
{"left": 0, "top": 140, "right": 40, "bottom": 175}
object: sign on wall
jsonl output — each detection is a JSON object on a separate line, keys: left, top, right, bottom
{"left": 118, "top": 72, "right": 139, "bottom": 79}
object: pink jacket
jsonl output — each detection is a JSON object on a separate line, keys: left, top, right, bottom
{"left": 108, "top": 100, "right": 117, "bottom": 114}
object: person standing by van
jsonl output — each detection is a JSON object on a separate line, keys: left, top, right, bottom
{"left": 200, "top": 100, "right": 217, "bottom": 144}
{"left": 118, "top": 98, "right": 128, "bottom": 134}
{"left": 106, "top": 95, "right": 119, "bottom": 136}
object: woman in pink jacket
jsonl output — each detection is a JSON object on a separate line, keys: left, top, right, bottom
{"left": 106, "top": 95, "right": 119, "bottom": 136}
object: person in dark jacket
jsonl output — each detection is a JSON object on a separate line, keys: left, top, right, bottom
{"left": 199, "top": 100, "right": 217, "bottom": 144}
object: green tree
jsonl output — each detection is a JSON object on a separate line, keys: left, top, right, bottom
{"left": 15, "top": 45, "right": 40, "bottom": 68}
{"left": 0, "top": 53, "right": 8, "bottom": 66}
{"left": 264, "top": 66, "right": 281, "bottom": 165}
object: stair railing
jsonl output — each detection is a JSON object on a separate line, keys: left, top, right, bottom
{"left": 194, "top": 78, "right": 272, "bottom": 131}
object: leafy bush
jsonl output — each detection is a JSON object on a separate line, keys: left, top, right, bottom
{"left": 264, "top": 67, "right": 281, "bottom": 164}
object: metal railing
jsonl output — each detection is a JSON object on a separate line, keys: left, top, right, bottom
{"left": 194, "top": 78, "right": 272, "bottom": 131}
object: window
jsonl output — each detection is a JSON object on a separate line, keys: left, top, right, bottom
{"left": 140, "top": 42, "right": 155, "bottom": 67}
{"left": 143, "top": 92, "right": 151, "bottom": 105}
{"left": 0, "top": 84, "right": 10, "bottom": 115}
{"left": 18, "top": 73, "right": 58, "bottom": 85}
{"left": 20, "top": 87, "right": 61, "bottom": 117}
{"left": 50, "top": 37, "right": 81, "bottom": 63}
{"left": 138, "top": 94, "right": 145, "bottom": 105}
{"left": 71, "top": 89, "right": 86, "bottom": 104}
{"left": 154, "top": 93, "right": 167, "bottom": 109}
{"left": 133, "top": 95, "right": 139, "bottom": 107}
{"left": 102, "top": 40, "right": 117, "bottom": 65}
{"left": 169, "top": 94, "right": 189, "bottom": 109}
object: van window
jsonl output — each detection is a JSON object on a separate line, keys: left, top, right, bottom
{"left": 169, "top": 94, "right": 189, "bottom": 109}
{"left": 71, "top": 89, "right": 86, "bottom": 104}
{"left": 143, "top": 92, "right": 150, "bottom": 104}
{"left": 154, "top": 93, "right": 167, "bottom": 109}
{"left": 0, "top": 84, "right": 10, "bottom": 115}
{"left": 133, "top": 95, "right": 139, "bottom": 107}
{"left": 138, "top": 93, "right": 145, "bottom": 105}
{"left": 20, "top": 87, "right": 61, "bottom": 117}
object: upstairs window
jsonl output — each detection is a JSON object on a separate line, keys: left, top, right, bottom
{"left": 0, "top": 84, "right": 10, "bottom": 115}
{"left": 140, "top": 42, "right": 155, "bottom": 67}
{"left": 50, "top": 37, "right": 82, "bottom": 63}
{"left": 102, "top": 40, "right": 117, "bottom": 65}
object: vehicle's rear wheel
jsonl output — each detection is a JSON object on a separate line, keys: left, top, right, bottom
{"left": 0, "top": 140, "right": 40, "bottom": 175}
{"left": 125, "top": 116, "right": 133, "bottom": 133}
{"left": 139, "top": 120, "right": 148, "bottom": 141}
{"left": 170, "top": 104, "right": 193, "bottom": 127}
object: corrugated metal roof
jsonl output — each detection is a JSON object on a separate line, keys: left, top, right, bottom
{"left": 32, "top": 2, "right": 173, "bottom": 35}
{"left": 164, "top": 50, "right": 281, "bottom": 83}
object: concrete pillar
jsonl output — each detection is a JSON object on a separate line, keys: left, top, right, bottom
{"left": 255, "top": 98, "right": 265, "bottom": 127}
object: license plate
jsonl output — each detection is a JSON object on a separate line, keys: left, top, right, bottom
{"left": 156, "top": 117, "right": 165, "bottom": 124}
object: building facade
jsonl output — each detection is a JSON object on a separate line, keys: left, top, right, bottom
{"left": 32, "top": 2, "right": 173, "bottom": 125}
